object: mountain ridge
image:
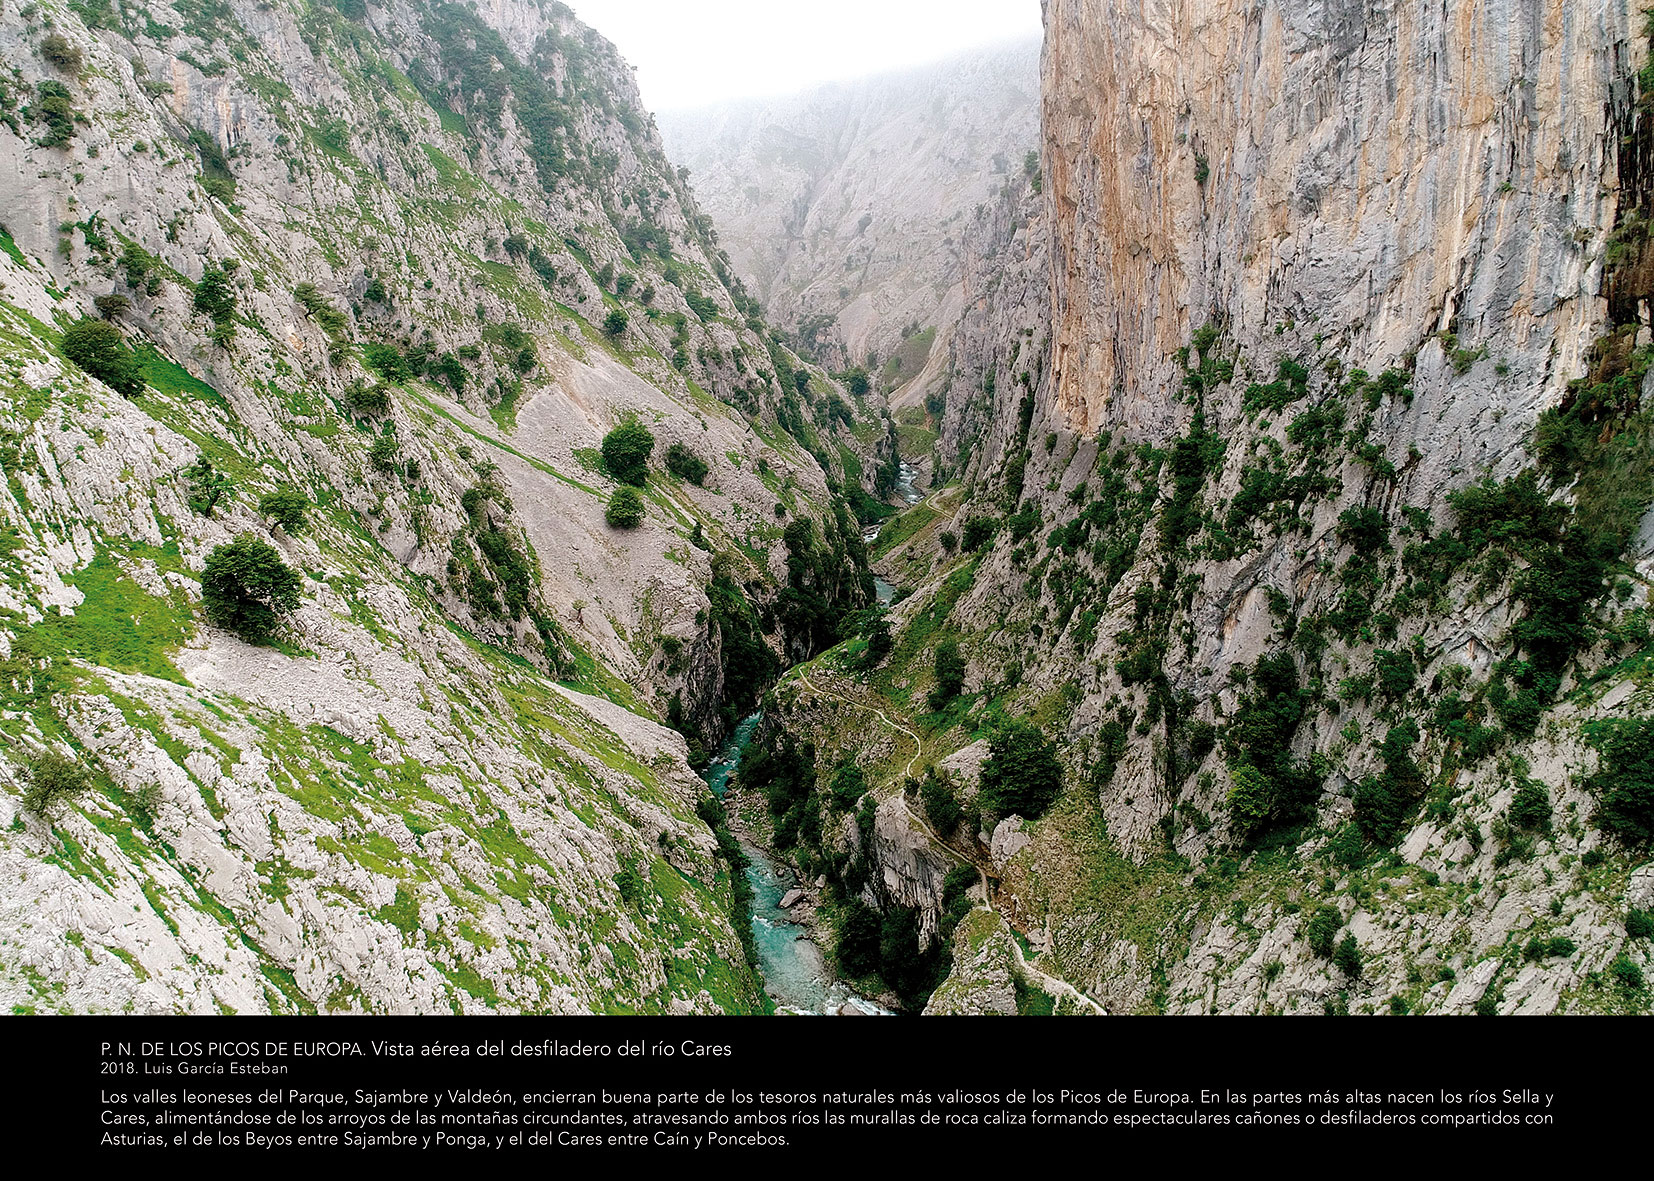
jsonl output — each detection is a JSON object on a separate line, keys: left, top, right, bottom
{"left": 660, "top": 39, "right": 1040, "bottom": 378}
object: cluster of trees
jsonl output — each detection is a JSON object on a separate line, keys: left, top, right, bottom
{"left": 707, "top": 560, "right": 777, "bottom": 717}
{"left": 601, "top": 419, "right": 654, "bottom": 529}
{"left": 1222, "top": 651, "right": 1322, "bottom": 840}
{"left": 776, "top": 510, "right": 874, "bottom": 661}
{"left": 193, "top": 261, "right": 239, "bottom": 346}
{"left": 1304, "top": 905, "right": 1362, "bottom": 977}
{"left": 182, "top": 456, "right": 232, "bottom": 516}
{"left": 978, "top": 717, "right": 1064, "bottom": 820}
{"left": 665, "top": 442, "right": 708, "bottom": 485}
{"left": 605, "top": 486, "right": 644, "bottom": 528}
{"left": 34, "top": 80, "right": 76, "bottom": 147}
{"left": 744, "top": 731, "right": 821, "bottom": 851}
{"left": 835, "top": 901, "right": 941, "bottom": 1009}
{"left": 917, "top": 765, "right": 976, "bottom": 837}
{"left": 848, "top": 607, "right": 891, "bottom": 669}
{"left": 834, "top": 866, "right": 977, "bottom": 1012}
{"left": 19, "top": 748, "right": 93, "bottom": 816}
{"left": 602, "top": 418, "right": 654, "bottom": 486}
{"left": 927, "top": 639, "right": 965, "bottom": 711}
{"left": 257, "top": 486, "right": 309, "bottom": 534}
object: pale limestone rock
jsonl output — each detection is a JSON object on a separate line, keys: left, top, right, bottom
{"left": 937, "top": 739, "right": 990, "bottom": 796}
{"left": 1043, "top": 0, "right": 1630, "bottom": 446}
{"left": 865, "top": 794, "right": 955, "bottom": 947}
{"left": 0, "top": 0, "right": 850, "bottom": 1015}
{"left": 989, "top": 816, "right": 1031, "bottom": 870}
{"left": 1628, "top": 864, "right": 1654, "bottom": 912}
{"left": 924, "top": 909, "right": 1019, "bottom": 1016}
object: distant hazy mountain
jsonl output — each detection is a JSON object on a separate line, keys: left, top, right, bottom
{"left": 660, "top": 41, "right": 1041, "bottom": 378}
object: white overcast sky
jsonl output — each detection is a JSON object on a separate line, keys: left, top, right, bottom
{"left": 566, "top": 0, "right": 1044, "bottom": 112}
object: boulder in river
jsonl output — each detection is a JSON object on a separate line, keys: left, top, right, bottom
{"left": 779, "top": 888, "right": 804, "bottom": 909}
{"left": 792, "top": 938, "right": 826, "bottom": 978}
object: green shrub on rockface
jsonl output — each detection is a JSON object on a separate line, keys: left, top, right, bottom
{"left": 601, "top": 418, "right": 654, "bottom": 486}
{"left": 61, "top": 317, "right": 144, "bottom": 398}
{"left": 961, "top": 517, "right": 997, "bottom": 552}
{"left": 835, "top": 900, "right": 882, "bottom": 978}
{"left": 344, "top": 380, "right": 391, "bottom": 417}
{"left": 1333, "top": 934, "right": 1362, "bottom": 977}
{"left": 1508, "top": 778, "right": 1551, "bottom": 832}
{"left": 20, "top": 748, "right": 94, "bottom": 817}
{"left": 850, "top": 607, "right": 892, "bottom": 669}
{"left": 368, "top": 433, "right": 401, "bottom": 474}
{"left": 181, "top": 455, "right": 233, "bottom": 516}
{"left": 40, "top": 34, "right": 83, "bottom": 76}
{"left": 927, "top": 638, "right": 965, "bottom": 711}
{"left": 257, "top": 486, "right": 310, "bottom": 534}
{"left": 605, "top": 485, "right": 645, "bottom": 529}
{"left": 1588, "top": 717, "right": 1654, "bottom": 844}
{"left": 1225, "top": 764, "right": 1274, "bottom": 834}
{"left": 1222, "top": 651, "right": 1321, "bottom": 838}
{"left": 1523, "top": 936, "right": 1576, "bottom": 961}
{"left": 1353, "top": 719, "right": 1425, "bottom": 846}
{"left": 919, "top": 765, "right": 966, "bottom": 835}
{"left": 1373, "top": 648, "right": 1416, "bottom": 699}
{"left": 201, "top": 533, "right": 302, "bottom": 644}
{"left": 665, "top": 442, "right": 708, "bottom": 485}
{"left": 1304, "top": 905, "right": 1342, "bottom": 957}
{"left": 828, "top": 761, "right": 867, "bottom": 812}
{"left": 193, "top": 262, "right": 238, "bottom": 322}
{"left": 33, "top": 80, "right": 76, "bottom": 147}
{"left": 1609, "top": 953, "right": 1645, "bottom": 991}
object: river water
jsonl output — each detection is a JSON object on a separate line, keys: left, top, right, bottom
{"left": 705, "top": 713, "right": 891, "bottom": 1016}
{"left": 860, "top": 462, "right": 923, "bottom": 548}
{"left": 895, "top": 461, "right": 921, "bottom": 505}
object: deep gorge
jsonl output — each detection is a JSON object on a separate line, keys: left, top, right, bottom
{"left": 0, "top": 0, "right": 1650, "bottom": 1017}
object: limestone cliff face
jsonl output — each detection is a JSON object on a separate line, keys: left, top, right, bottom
{"left": 1044, "top": 0, "right": 1633, "bottom": 448}
{"left": 936, "top": 170, "right": 1049, "bottom": 483}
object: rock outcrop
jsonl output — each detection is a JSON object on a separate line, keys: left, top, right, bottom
{"left": 923, "top": 908, "right": 1018, "bottom": 1016}
{"left": 865, "top": 794, "right": 956, "bottom": 946}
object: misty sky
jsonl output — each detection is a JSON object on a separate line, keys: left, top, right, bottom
{"left": 566, "top": 0, "right": 1044, "bottom": 112}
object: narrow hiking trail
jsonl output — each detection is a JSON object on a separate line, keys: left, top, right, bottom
{"left": 793, "top": 667, "right": 1107, "bottom": 1015}
{"left": 797, "top": 670, "right": 925, "bottom": 779}
{"left": 1007, "top": 934, "right": 1108, "bottom": 1015}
